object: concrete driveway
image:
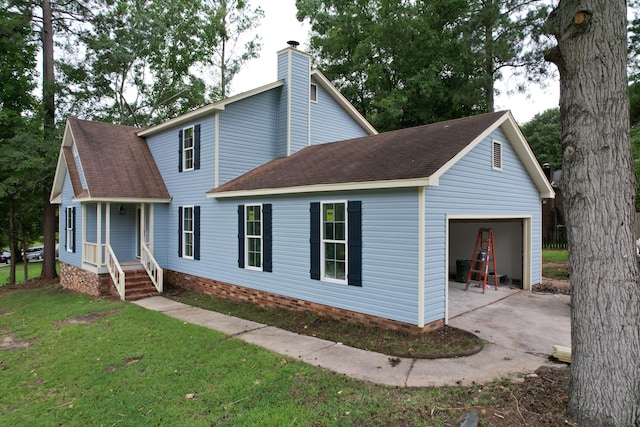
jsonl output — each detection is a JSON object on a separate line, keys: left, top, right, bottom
{"left": 448, "top": 286, "right": 571, "bottom": 357}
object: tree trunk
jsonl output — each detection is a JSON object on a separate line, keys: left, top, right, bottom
{"left": 544, "top": 2, "right": 640, "bottom": 426}
{"left": 40, "top": 0, "right": 58, "bottom": 280}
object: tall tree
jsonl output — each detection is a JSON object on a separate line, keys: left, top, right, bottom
{"left": 297, "top": 0, "right": 487, "bottom": 132}
{"left": 58, "top": 0, "right": 264, "bottom": 126}
{"left": 297, "top": 0, "right": 551, "bottom": 131}
{"left": 520, "top": 108, "right": 562, "bottom": 168}
{"left": 40, "top": 0, "right": 57, "bottom": 280}
{"left": 0, "top": 1, "right": 41, "bottom": 283}
{"left": 544, "top": 2, "right": 640, "bottom": 425}
{"left": 205, "top": 0, "right": 263, "bottom": 98}
{"left": 58, "top": 0, "right": 214, "bottom": 127}
{"left": 464, "top": 0, "right": 550, "bottom": 111}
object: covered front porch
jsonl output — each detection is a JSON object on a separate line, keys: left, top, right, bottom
{"left": 81, "top": 201, "right": 163, "bottom": 300}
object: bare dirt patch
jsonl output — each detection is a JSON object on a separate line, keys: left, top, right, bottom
{"left": 1, "top": 334, "right": 31, "bottom": 351}
{"left": 54, "top": 309, "right": 122, "bottom": 327}
{"left": 450, "top": 366, "right": 577, "bottom": 426}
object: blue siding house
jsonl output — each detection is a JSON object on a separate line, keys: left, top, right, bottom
{"left": 50, "top": 45, "right": 553, "bottom": 333}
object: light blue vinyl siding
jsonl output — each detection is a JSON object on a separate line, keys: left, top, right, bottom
{"left": 218, "top": 91, "right": 279, "bottom": 185}
{"left": 58, "top": 173, "right": 82, "bottom": 267}
{"left": 190, "top": 189, "right": 421, "bottom": 325}
{"left": 310, "top": 77, "right": 370, "bottom": 144}
{"left": 276, "top": 49, "right": 311, "bottom": 156}
{"left": 288, "top": 53, "right": 310, "bottom": 154}
{"left": 424, "top": 128, "right": 542, "bottom": 324}
{"left": 83, "top": 203, "right": 106, "bottom": 245}
{"left": 152, "top": 204, "right": 170, "bottom": 267}
{"left": 277, "top": 52, "right": 288, "bottom": 157}
{"left": 108, "top": 203, "right": 137, "bottom": 260}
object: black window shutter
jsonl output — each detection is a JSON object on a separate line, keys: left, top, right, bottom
{"left": 310, "top": 202, "right": 320, "bottom": 280}
{"left": 178, "top": 129, "right": 183, "bottom": 172}
{"left": 65, "top": 208, "right": 68, "bottom": 252}
{"left": 237, "top": 205, "right": 245, "bottom": 268}
{"left": 71, "top": 207, "right": 76, "bottom": 253}
{"left": 194, "top": 124, "right": 201, "bottom": 170}
{"left": 347, "top": 201, "right": 362, "bottom": 286}
{"left": 178, "top": 207, "right": 183, "bottom": 257}
{"left": 263, "top": 204, "right": 272, "bottom": 272}
{"left": 194, "top": 206, "right": 201, "bottom": 260}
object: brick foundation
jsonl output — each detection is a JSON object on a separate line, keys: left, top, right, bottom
{"left": 166, "top": 270, "right": 444, "bottom": 334}
{"left": 60, "top": 262, "right": 118, "bottom": 298}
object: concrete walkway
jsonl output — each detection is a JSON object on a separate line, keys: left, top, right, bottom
{"left": 133, "top": 291, "right": 571, "bottom": 387}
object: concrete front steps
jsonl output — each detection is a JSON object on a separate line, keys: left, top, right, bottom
{"left": 124, "top": 268, "right": 159, "bottom": 301}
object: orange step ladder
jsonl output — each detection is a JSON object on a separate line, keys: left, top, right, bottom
{"left": 465, "top": 228, "right": 498, "bottom": 293}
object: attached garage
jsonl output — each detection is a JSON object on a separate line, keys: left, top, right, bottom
{"left": 448, "top": 217, "right": 529, "bottom": 289}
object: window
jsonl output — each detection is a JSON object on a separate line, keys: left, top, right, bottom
{"left": 311, "top": 201, "right": 361, "bottom": 286}
{"left": 183, "top": 126, "right": 194, "bottom": 171}
{"left": 245, "top": 205, "right": 262, "bottom": 269}
{"left": 492, "top": 140, "right": 502, "bottom": 170}
{"left": 182, "top": 206, "right": 194, "bottom": 258}
{"left": 178, "top": 124, "right": 200, "bottom": 172}
{"left": 238, "top": 204, "right": 272, "bottom": 272}
{"left": 65, "top": 206, "right": 75, "bottom": 253}
{"left": 178, "top": 206, "right": 200, "bottom": 260}
{"left": 310, "top": 83, "right": 318, "bottom": 102}
{"left": 322, "top": 202, "right": 347, "bottom": 282}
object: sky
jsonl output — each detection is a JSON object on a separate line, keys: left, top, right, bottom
{"left": 231, "top": 0, "right": 560, "bottom": 125}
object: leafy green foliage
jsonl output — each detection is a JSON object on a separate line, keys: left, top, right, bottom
{"left": 58, "top": 0, "right": 264, "bottom": 127}
{"left": 0, "top": 3, "right": 36, "bottom": 139}
{"left": 297, "top": 0, "right": 552, "bottom": 131}
{"left": 520, "top": 108, "right": 562, "bottom": 169}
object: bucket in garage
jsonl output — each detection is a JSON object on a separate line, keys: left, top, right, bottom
{"left": 455, "top": 259, "right": 471, "bottom": 283}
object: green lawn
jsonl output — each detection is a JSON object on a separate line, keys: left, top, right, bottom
{"left": 0, "top": 285, "right": 504, "bottom": 426}
{"left": 0, "top": 261, "right": 60, "bottom": 285}
{"left": 542, "top": 249, "right": 569, "bottom": 263}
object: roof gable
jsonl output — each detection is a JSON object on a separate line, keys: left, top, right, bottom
{"left": 50, "top": 118, "right": 170, "bottom": 203}
{"left": 207, "top": 111, "right": 554, "bottom": 199}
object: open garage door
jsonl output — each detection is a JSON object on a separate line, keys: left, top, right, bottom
{"left": 446, "top": 217, "right": 532, "bottom": 321}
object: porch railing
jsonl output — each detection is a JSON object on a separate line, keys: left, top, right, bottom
{"left": 106, "top": 244, "right": 125, "bottom": 300}
{"left": 141, "top": 242, "right": 163, "bottom": 293}
{"left": 83, "top": 242, "right": 106, "bottom": 266}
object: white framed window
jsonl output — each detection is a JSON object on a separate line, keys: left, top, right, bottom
{"left": 310, "top": 83, "right": 318, "bottom": 103}
{"left": 65, "top": 206, "right": 75, "bottom": 252}
{"left": 182, "top": 206, "right": 194, "bottom": 259}
{"left": 245, "top": 204, "right": 263, "bottom": 270}
{"left": 321, "top": 201, "right": 347, "bottom": 283}
{"left": 492, "top": 140, "right": 502, "bottom": 171}
{"left": 182, "top": 126, "right": 195, "bottom": 171}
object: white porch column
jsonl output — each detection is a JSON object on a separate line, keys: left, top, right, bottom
{"left": 149, "top": 204, "right": 154, "bottom": 250}
{"left": 96, "top": 202, "right": 102, "bottom": 265}
{"left": 81, "top": 204, "right": 86, "bottom": 263}
{"left": 105, "top": 202, "right": 111, "bottom": 249}
{"left": 140, "top": 203, "right": 146, "bottom": 247}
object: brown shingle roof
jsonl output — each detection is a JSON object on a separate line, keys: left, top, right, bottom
{"left": 208, "top": 111, "right": 507, "bottom": 194}
{"left": 67, "top": 118, "right": 170, "bottom": 200}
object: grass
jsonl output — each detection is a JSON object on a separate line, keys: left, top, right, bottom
{"left": 0, "top": 285, "right": 512, "bottom": 426}
{"left": 0, "top": 261, "right": 60, "bottom": 286}
{"left": 542, "top": 249, "right": 569, "bottom": 263}
{"left": 542, "top": 249, "right": 570, "bottom": 280}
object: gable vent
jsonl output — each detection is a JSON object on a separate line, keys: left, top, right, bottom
{"left": 492, "top": 140, "right": 502, "bottom": 170}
